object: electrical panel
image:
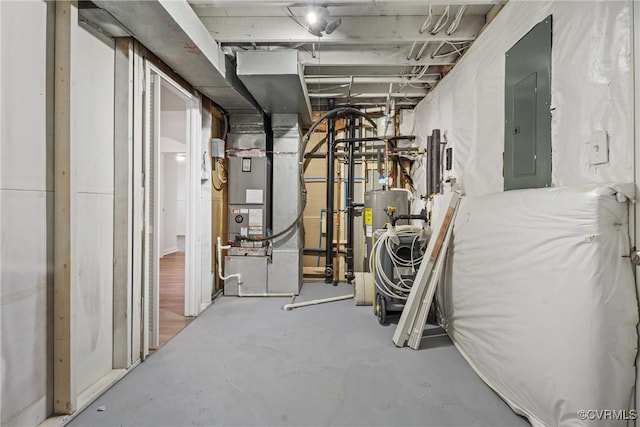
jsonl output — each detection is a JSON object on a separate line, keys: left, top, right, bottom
{"left": 504, "top": 16, "right": 552, "bottom": 190}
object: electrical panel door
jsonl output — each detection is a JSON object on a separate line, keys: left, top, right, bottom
{"left": 504, "top": 16, "right": 552, "bottom": 191}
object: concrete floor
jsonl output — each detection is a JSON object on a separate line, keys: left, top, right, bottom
{"left": 69, "top": 283, "right": 529, "bottom": 427}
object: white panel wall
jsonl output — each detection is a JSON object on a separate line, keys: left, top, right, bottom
{"left": 161, "top": 153, "right": 178, "bottom": 255}
{"left": 0, "top": 2, "right": 53, "bottom": 426}
{"left": 411, "top": 1, "right": 633, "bottom": 198}
{"left": 161, "top": 110, "right": 187, "bottom": 144}
{"left": 177, "top": 158, "right": 187, "bottom": 236}
{"left": 73, "top": 23, "right": 115, "bottom": 394}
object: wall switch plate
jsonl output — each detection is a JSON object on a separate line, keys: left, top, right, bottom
{"left": 588, "top": 130, "right": 609, "bottom": 165}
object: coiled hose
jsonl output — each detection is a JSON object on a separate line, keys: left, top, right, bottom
{"left": 369, "top": 225, "right": 425, "bottom": 301}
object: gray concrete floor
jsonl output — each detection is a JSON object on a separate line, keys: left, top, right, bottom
{"left": 69, "top": 283, "right": 529, "bottom": 427}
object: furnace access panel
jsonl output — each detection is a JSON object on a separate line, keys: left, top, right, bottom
{"left": 227, "top": 155, "right": 271, "bottom": 243}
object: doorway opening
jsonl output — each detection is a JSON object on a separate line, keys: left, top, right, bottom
{"left": 156, "top": 79, "right": 193, "bottom": 349}
{"left": 143, "top": 65, "right": 200, "bottom": 355}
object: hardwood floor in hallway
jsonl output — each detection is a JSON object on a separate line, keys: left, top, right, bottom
{"left": 157, "top": 241, "right": 193, "bottom": 348}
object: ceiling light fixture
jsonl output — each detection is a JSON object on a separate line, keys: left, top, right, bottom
{"left": 305, "top": 6, "right": 341, "bottom": 37}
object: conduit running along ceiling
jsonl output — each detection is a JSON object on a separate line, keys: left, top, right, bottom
{"left": 189, "top": 0, "right": 504, "bottom": 109}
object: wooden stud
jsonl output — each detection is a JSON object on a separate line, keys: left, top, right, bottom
{"left": 53, "top": 0, "right": 77, "bottom": 414}
{"left": 112, "top": 37, "right": 134, "bottom": 369}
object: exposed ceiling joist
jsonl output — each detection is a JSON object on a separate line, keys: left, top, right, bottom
{"left": 303, "top": 65, "right": 441, "bottom": 77}
{"left": 309, "top": 92, "right": 427, "bottom": 98}
{"left": 307, "top": 83, "right": 428, "bottom": 97}
{"left": 305, "top": 76, "right": 437, "bottom": 85}
{"left": 202, "top": 15, "right": 483, "bottom": 44}
{"left": 298, "top": 48, "right": 458, "bottom": 67}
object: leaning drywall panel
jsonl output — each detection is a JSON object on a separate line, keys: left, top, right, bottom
{"left": 0, "top": 1, "right": 52, "bottom": 425}
{"left": 73, "top": 22, "right": 115, "bottom": 394}
{"left": 440, "top": 184, "right": 637, "bottom": 426}
{"left": 413, "top": 1, "right": 633, "bottom": 196}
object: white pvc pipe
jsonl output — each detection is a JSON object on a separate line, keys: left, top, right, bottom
{"left": 216, "top": 237, "right": 241, "bottom": 283}
{"left": 283, "top": 294, "right": 354, "bottom": 311}
{"left": 238, "top": 288, "right": 295, "bottom": 298}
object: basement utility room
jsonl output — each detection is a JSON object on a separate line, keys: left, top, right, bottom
{"left": 1, "top": 1, "right": 639, "bottom": 427}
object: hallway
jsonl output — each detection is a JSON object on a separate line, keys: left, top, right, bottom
{"left": 158, "top": 249, "right": 193, "bottom": 349}
{"left": 69, "top": 284, "right": 527, "bottom": 427}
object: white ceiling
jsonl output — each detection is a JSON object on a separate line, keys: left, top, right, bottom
{"left": 189, "top": 0, "right": 505, "bottom": 110}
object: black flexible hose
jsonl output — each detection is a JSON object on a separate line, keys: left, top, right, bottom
{"left": 239, "top": 107, "right": 377, "bottom": 242}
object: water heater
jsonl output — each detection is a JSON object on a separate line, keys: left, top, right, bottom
{"left": 363, "top": 189, "right": 409, "bottom": 270}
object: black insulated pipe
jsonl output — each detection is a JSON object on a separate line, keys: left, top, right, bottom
{"left": 426, "top": 135, "right": 433, "bottom": 195}
{"left": 432, "top": 129, "right": 442, "bottom": 194}
{"left": 345, "top": 114, "right": 357, "bottom": 283}
{"left": 324, "top": 99, "right": 336, "bottom": 284}
{"left": 391, "top": 214, "right": 429, "bottom": 227}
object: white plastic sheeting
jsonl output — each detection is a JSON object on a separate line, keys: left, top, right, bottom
{"left": 0, "top": 2, "right": 52, "bottom": 426}
{"left": 74, "top": 22, "right": 116, "bottom": 395}
{"left": 411, "top": 1, "right": 633, "bottom": 197}
{"left": 438, "top": 184, "right": 638, "bottom": 426}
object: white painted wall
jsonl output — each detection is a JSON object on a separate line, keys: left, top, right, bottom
{"left": 161, "top": 110, "right": 187, "bottom": 145}
{"left": 73, "top": 22, "right": 115, "bottom": 395}
{"left": 0, "top": 2, "right": 53, "bottom": 426}
{"left": 177, "top": 157, "right": 187, "bottom": 236}
{"left": 161, "top": 153, "right": 178, "bottom": 255}
{"left": 411, "top": 1, "right": 633, "bottom": 199}
{"left": 161, "top": 89, "right": 188, "bottom": 240}
{"left": 1, "top": 4, "right": 117, "bottom": 423}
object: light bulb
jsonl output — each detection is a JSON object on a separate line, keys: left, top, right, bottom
{"left": 306, "top": 10, "right": 317, "bottom": 25}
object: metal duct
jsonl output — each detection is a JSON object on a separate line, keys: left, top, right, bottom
{"left": 267, "top": 114, "right": 303, "bottom": 294}
{"left": 91, "top": 0, "right": 260, "bottom": 114}
{"left": 236, "top": 50, "right": 312, "bottom": 126}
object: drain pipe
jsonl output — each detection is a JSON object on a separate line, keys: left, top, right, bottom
{"left": 216, "top": 237, "right": 294, "bottom": 298}
{"left": 345, "top": 114, "right": 357, "bottom": 283}
{"left": 325, "top": 98, "right": 336, "bottom": 284}
{"left": 217, "top": 237, "right": 242, "bottom": 283}
{"left": 283, "top": 294, "right": 354, "bottom": 311}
